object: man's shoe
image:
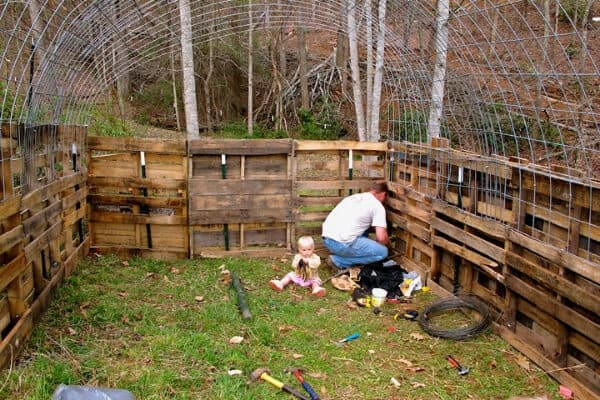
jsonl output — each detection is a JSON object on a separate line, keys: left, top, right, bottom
{"left": 326, "top": 255, "right": 339, "bottom": 271}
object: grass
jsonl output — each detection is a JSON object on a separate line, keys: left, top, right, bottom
{"left": 0, "top": 255, "right": 560, "bottom": 399}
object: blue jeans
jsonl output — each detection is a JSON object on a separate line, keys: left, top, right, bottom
{"left": 322, "top": 236, "right": 388, "bottom": 269}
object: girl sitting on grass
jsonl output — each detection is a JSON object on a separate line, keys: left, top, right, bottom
{"left": 269, "top": 236, "right": 326, "bottom": 297}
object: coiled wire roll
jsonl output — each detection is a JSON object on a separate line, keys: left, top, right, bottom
{"left": 418, "top": 295, "right": 491, "bottom": 340}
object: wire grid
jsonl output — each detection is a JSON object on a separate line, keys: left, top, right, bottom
{"left": 0, "top": 0, "right": 598, "bottom": 258}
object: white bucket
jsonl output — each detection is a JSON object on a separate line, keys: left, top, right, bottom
{"left": 371, "top": 288, "right": 387, "bottom": 307}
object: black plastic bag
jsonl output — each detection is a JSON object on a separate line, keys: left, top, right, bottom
{"left": 358, "top": 259, "right": 406, "bottom": 297}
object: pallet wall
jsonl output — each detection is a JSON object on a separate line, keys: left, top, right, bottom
{"left": 385, "top": 138, "right": 600, "bottom": 400}
{"left": 0, "top": 125, "right": 88, "bottom": 370}
{"left": 87, "top": 137, "right": 188, "bottom": 260}
{"left": 188, "top": 138, "right": 294, "bottom": 258}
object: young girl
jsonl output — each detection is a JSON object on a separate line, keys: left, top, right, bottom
{"left": 269, "top": 236, "right": 326, "bottom": 297}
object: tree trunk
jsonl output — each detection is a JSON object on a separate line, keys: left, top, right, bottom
{"left": 369, "top": 0, "right": 387, "bottom": 141}
{"left": 347, "top": 0, "right": 367, "bottom": 141}
{"left": 365, "top": 0, "right": 373, "bottom": 134}
{"left": 203, "top": 13, "right": 215, "bottom": 133}
{"left": 298, "top": 26, "right": 309, "bottom": 109}
{"left": 113, "top": 0, "right": 129, "bottom": 120}
{"left": 336, "top": 27, "right": 349, "bottom": 95}
{"left": 427, "top": 0, "right": 450, "bottom": 140}
{"left": 248, "top": 0, "right": 254, "bottom": 136}
{"left": 179, "top": 0, "right": 199, "bottom": 137}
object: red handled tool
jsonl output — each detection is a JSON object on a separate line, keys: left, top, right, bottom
{"left": 446, "top": 355, "right": 470, "bottom": 375}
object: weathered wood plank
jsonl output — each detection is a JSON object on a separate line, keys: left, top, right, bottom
{"left": 0, "top": 309, "right": 33, "bottom": 370}
{"left": 90, "top": 210, "right": 187, "bottom": 225}
{"left": 433, "top": 236, "right": 499, "bottom": 269}
{"left": 24, "top": 221, "right": 62, "bottom": 260}
{"left": 22, "top": 200, "right": 62, "bottom": 235}
{"left": 87, "top": 136, "right": 186, "bottom": 154}
{"left": 88, "top": 194, "right": 186, "bottom": 208}
{"left": 188, "top": 178, "right": 291, "bottom": 195}
{"left": 493, "top": 323, "right": 600, "bottom": 400}
{"left": 517, "top": 170, "right": 600, "bottom": 212}
{"left": 0, "top": 226, "right": 24, "bottom": 255}
{"left": 295, "top": 179, "right": 375, "bottom": 191}
{"left": 506, "top": 252, "right": 599, "bottom": 315}
{"left": 432, "top": 199, "right": 508, "bottom": 239}
{"left": 189, "top": 138, "right": 293, "bottom": 155}
{"left": 431, "top": 217, "right": 505, "bottom": 263}
{"left": 88, "top": 176, "right": 186, "bottom": 191}
{"left": 190, "top": 194, "right": 291, "bottom": 211}
{"left": 509, "top": 230, "right": 600, "bottom": 285}
{"left": 190, "top": 209, "right": 291, "bottom": 224}
{"left": 294, "top": 140, "right": 387, "bottom": 151}
{"left": 0, "top": 254, "right": 26, "bottom": 292}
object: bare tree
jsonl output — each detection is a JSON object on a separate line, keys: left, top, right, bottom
{"left": 248, "top": 0, "right": 254, "bottom": 136}
{"left": 347, "top": 0, "right": 367, "bottom": 141}
{"left": 179, "top": 0, "right": 199, "bottom": 137}
{"left": 365, "top": 0, "right": 374, "bottom": 131}
{"left": 203, "top": 7, "right": 215, "bottom": 133}
{"left": 369, "top": 0, "right": 387, "bottom": 141}
{"left": 427, "top": 0, "right": 450, "bottom": 139}
{"left": 298, "top": 26, "right": 309, "bottom": 109}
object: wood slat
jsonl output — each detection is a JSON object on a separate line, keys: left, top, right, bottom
{"left": 88, "top": 176, "right": 186, "bottom": 191}
{"left": 188, "top": 178, "right": 291, "bottom": 195}
{"left": 433, "top": 199, "right": 508, "bottom": 239}
{"left": 87, "top": 136, "right": 186, "bottom": 154}
{"left": 509, "top": 230, "right": 600, "bottom": 285}
{"left": 0, "top": 225, "right": 24, "bottom": 255}
{"left": 190, "top": 209, "right": 291, "bottom": 225}
{"left": 90, "top": 210, "right": 187, "bottom": 225}
{"left": 431, "top": 216, "right": 505, "bottom": 263}
{"left": 506, "top": 252, "right": 599, "bottom": 315}
{"left": 189, "top": 138, "right": 293, "bottom": 155}
{"left": 88, "top": 194, "right": 185, "bottom": 208}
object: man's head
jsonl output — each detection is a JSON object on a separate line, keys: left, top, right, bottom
{"left": 370, "top": 181, "right": 389, "bottom": 203}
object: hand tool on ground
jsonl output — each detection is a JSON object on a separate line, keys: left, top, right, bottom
{"left": 336, "top": 332, "right": 360, "bottom": 346}
{"left": 284, "top": 368, "right": 320, "bottom": 400}
{"left": 322, "top": 268, "right": 348, "bottom": 284}
{"left": 250, "top": 367, "right": 310, "bottom": 400}
{"left": 445, "top": 354, "right": 470, "bottom": 375}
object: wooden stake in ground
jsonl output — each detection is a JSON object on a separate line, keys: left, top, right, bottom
{"left": 231, "top": 272, "right": 252, "bottom": 321}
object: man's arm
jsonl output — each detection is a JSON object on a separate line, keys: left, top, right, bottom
{"left": 374, "top": 226, "right": 390, "bottom": 246}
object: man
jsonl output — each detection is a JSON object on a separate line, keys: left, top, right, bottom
{"left": 322, "top": 181, "right": 390, "bottom": 269}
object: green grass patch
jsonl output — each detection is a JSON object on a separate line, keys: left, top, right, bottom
{"left": 0, "top": 255, "right": 560, "bottom": 399}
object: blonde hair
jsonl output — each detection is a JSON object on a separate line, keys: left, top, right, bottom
{"left": 297, "top": 235, "right": 315, "bottom": 249}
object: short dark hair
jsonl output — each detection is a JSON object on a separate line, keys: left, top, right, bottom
{"left": 370, "top": 181, "right": 389, "bottom": 194}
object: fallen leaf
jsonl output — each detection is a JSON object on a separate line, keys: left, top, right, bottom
{"left": 67, "top": 327, "right": 76, "bottom": 335}
{"left": 170, "top": 267, "right": 180, "bottom": 274}
{"left": 406, "top": 366, "right": 425, "bottom": 372}
{"left": 278, "top": 325, "right": 295, "bottom": 333}
{"left": 118, "top": 291, "right": 128, "bottom": 297}
{"left": 390, "top": 377, "right": 401, "bottom": 387}
{"left": 411, "top": 382, "right": 426, "bottom": 388}
{"left": 229, "top": 336, "right": 244, "bottom": 344}
{"left": 489, "top": 359, "right": 497, "bottom": 369}
{"left": 387, "top": 326, "right": 396, "bottom": 332}
{"left": 368, "top": 349, "right": 376, "bottom": 354}
{"left": 122, "top": 261, "right": 129, "bottom": 266}
{"left": 145, "top": 272, "right": 155, "bottom": 278}
{"left": 280, "top": 258, "right": 288, "bottom": 263}
{"left": 292, "top": 353, "right": 304, "bottom": 359}
{"left": 410, "top": 332, "right": 425, "bottom": 341}
{"left": 308, "top": 372, "right": 325, "bottom": 379}
{"left": 121, "top": 316, "right": 130, "bottom": 324}
{"left": 218, "top": 264, "right": 226, "bottom": 270}
{"left": 228, "top": 369, "right": 243, "bottom": 376}
{"left": 516, "top": 354, "right": 531, "bottom": 371}
{"left": 396, "top": 358, "right": 414, "bottom": 367}
{"left": 220, "top": 269, "right": 230, "bottom": 275}
{"left": 195, "top": 296, "right": 205, "bottom": 303}
{"left": 163, "top": 275, "right": 171, "bottom": 283}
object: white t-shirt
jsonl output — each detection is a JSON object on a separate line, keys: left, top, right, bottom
{"left": 322, "top": 192, "right": 387, "bottom": 243}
